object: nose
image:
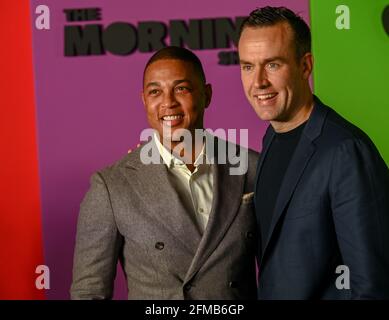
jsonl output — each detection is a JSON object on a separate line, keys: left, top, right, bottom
{"left": 161, "top": 90, "right": 178, "bottom": 109}
{"left": 254, "top": 67, "right": 270, "bottom": 90}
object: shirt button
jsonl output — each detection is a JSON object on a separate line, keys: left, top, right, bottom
{"left": 198, "top": 208, "right": 204, "bottom": 213}
{"left": 155, "top": 242, "right": 164, "bottom": 250}
{"left": 184, "top": 283, "right": 192, "bottom": 292}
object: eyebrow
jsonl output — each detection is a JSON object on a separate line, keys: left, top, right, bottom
{"left": 173, "top": 79, "right": 193, "bottom": 86}
{"left": 145, "top": 81, "right": 160, "bottom": 88}
{"left": 145, "top": 79, "right": 193, "bottom": 88}
{"left": 239, "top": 56, "right": 286, "bottom": 65}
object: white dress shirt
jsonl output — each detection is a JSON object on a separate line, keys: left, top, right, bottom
{"left": 154, "top": 133, "right": 214, "bottom": 234}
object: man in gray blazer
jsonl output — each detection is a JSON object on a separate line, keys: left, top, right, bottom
{"left": 70, "top": 47, "right": 259, "bottom": 299}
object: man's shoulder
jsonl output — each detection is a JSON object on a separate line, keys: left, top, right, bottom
{"left": 214, "top": 136, "right": 259, "bottom": 158}
{"left": 213, "top": 136, "right": 259, "bottom": 158}
{"left": 313, "top": 101, "right": 384, "bottom": 165}
{"left": 212, "top": 136, "right": 259, "bottom": 178}
{"left": 247, "top": 147, "right": 260, "bottom": 161}
{"left": 97, "top": 146, "right": 143, "bottom": 180}
{"left": 326, "top": 109, "right": 369, "bottom": 141}
{"left": 312, "top": 100, "right": 374, "bottom": 150}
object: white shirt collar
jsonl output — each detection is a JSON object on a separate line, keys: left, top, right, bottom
{"left": 153, "top": 132, "right": 210, "bottom": 169}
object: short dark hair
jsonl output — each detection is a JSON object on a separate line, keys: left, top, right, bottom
{"left": 143, "top": 46, "right": 206, "bottom": 85}
{"left": 239, "top": 6, "right": 311, "bottom": 59}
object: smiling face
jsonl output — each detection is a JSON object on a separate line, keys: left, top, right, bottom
{"left": 142, "top": 59, "right": 212, "bottom": 147}
{"left": 238, "top": 22, "right": 313, "bottom": 132}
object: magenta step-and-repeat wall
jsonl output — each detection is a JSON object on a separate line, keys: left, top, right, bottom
{"left": 8, "top": 0, "right": 310, "bottom": 299}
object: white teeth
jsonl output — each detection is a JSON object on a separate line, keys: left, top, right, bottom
{"left": 256, "top": 93, "right": 277, "bottom": 100}
{"left": 162, "top": 115, "right": 183, "bottom": 120}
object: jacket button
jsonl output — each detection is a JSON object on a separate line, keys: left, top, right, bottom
{"left": 155, "top": 242, "right": 164, "bottom": 250}
{"left": 229, "top": 281, "right": 238, "bottom": 288}
{"left": 246, "top": 231, "right": 254, "bottom": 239}
{"left": 184, "top": 284, "right": 192, "bottom": 292}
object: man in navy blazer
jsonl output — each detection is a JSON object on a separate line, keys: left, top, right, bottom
{"left": 238, "top": 6, "right": 389, "bottom": 299}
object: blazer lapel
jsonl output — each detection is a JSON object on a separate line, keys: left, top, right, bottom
{"left": 260, "top": 98, "right": 329, "bottom": 262}
{"left": 184, "top": 140, "right": 246, "bottom": 283}
{"left": 123, "top": 144, "right": 202, "bottom": 257}
{"left": 260, "top": 136, "right": 316, "bottom": 261}
{"left": 254, "top": 125, "right": 275, "bottom": 213}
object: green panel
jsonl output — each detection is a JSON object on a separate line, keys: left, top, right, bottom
{"left": 310, "top": 0, "right": 389, "bottom": 165}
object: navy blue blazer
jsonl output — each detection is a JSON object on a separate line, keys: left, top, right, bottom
{"left": 255, "top": 96, "right": 389, "bottom": 299}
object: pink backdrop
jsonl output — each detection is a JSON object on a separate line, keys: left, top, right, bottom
{"left": 30, "top": 0, "right": 310, "bottom": 299}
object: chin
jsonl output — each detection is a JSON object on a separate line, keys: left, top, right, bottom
{"left": 258, "top": 116, "right": 272, "bottom": 121}
{"left": 255, "top": 111, "right": 275, "bottom": 121}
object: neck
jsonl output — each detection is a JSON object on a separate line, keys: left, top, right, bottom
{"left": 171, "top": 139, "right": 204, "bottom": 164}
{"left": 160, "top": 131, "right": 205, "bottom": 171}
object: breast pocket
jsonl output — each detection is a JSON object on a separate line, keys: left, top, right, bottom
{"left": 285, "top": 195, "right": 322, "bottom": 220}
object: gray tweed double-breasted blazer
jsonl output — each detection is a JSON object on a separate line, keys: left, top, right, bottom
{"left": 70, "top": 137, "right": 259, "bottom": 299}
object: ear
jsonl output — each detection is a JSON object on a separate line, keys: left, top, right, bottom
{"left": 141, "top": 91, "right": 146, "bottom": 109}
{"left": 301, "top": 53, "right": 313, "bottom": 80}
{"left": 204, "top": 83, "right": 212, "bottom": 109}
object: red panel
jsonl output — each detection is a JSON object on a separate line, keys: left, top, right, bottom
{"left": 0, "top": 0, "right": 45, "bottom": 299}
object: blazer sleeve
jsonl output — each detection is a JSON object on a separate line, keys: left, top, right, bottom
{"left": 329, "top": 138, "right": 389, "bottom": 299}
{"left": 70, "top": 172, "right": 123, "bottom": 300}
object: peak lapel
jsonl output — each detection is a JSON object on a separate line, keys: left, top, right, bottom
{"left": 254, "top": 127, "right": 275, "bottom": 205}
{"left": 260, "top": 100, "right": 328, "bottom": 262}
{"left": 184, "top": 145, "right": 246, "bottom": 283}
{"left": 123, "top": 147, "right": 202, "bottom": 257}
{"left": 261, "top": 137, "right": 315, "bottom": 259}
